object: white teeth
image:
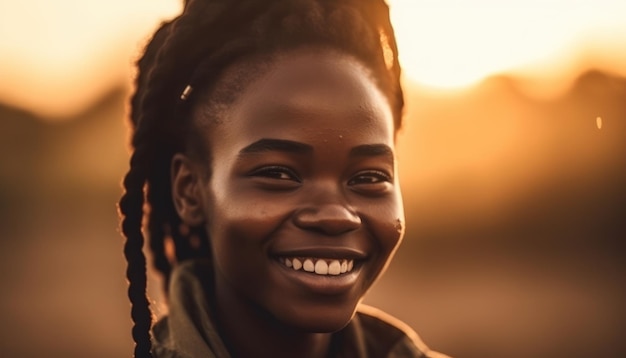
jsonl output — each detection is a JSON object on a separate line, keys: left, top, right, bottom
{"left": 280, "top": 257, "right": 355, "bottom": 276}
{"left": 315, "top": 260, "right": 328, "bottom": 274}
{"left": 328, "top": 260, "right": 341, "bottom": 275}
{"left": 293, "top": 258, "right": 302, "bottom": 270}
{"left": 303, "top": 259, "right": 315, "bottom": 272}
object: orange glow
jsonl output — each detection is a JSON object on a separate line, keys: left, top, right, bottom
{"left": 2, "top": 2, "right": 624, "bottom": 358}
{"left": 389, "top": 0, "right": 626, "bottom": 94}
{"left": 0, "top": 0, "right": 626, "bottom": 117}
{"left": 0, "top": 0, "right": 181, "bottom": 119}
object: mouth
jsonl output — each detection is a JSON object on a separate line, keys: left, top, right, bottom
{"left": 278, "top": 257, "right": 355, "bottom": 276}
{"left": 271, "top": 253, "right": 365, "bottom": 295}
{"left": 269, "top": 245, "right": 368, "bottom": 295}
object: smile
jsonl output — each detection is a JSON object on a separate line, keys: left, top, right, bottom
{"left": 280, "top": 257, "right": 355, "bottom": 276}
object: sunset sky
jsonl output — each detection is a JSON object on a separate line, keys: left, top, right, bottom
{"left": 1, "top": 0, "right": 625, "bottom": 118}
{"left": 391, "top": 0, "right": 626, "bottom": 90}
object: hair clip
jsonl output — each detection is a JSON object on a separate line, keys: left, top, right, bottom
{"left": 180, "top": 85, "right": 193, "bottom": 101}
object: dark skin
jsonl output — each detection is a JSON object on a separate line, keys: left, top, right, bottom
{"left": 171, "top": 48, "right": 404, "bottom": 358}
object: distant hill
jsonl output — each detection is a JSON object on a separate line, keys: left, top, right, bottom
{"left": 397, "top": 69, "right": 626, "bottom": 253}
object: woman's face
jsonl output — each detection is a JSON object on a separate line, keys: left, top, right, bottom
{"left": 185, "top": 48, "right": 404, "bottom": 332}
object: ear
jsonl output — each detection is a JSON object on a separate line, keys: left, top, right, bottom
{"left": 171, "top": 153, "right": 206, "bottom": 226}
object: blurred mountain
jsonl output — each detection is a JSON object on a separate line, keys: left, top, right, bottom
{"left": 0, "top": 87, "right": 129, "bottom": 193}
{"left": 0, "top": 87, "right": 132, "bottom": 358}
{"left": 377, "top": 70, "right": 626, "bottom": 358}
{"left": 399, "top": 69, "right": 626, "bottom": 252}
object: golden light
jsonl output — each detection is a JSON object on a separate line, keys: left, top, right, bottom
{"left": 1, "top": 0, "right": 626, "bottom": 117}
{"left": 0, "top": 0, "right": 182, "bottom": 119}
{"left": 389, "top": 0, "right": 626, "bottom": 93}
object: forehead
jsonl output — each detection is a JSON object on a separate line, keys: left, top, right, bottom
{"left": 193, "top": 48, "right": 395, "bottom": 150}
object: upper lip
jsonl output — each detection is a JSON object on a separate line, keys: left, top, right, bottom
{"left": 270, "top": 245, "right": 368, "bottom": 260}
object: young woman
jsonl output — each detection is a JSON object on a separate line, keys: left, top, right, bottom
{"left": 119, "top": 0, "right": 448, "bottom": 357}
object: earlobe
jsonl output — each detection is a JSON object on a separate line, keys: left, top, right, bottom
{"left": 171, "top": 153, "right": 205, "bottom": 226}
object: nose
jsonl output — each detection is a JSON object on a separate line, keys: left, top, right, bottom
{"left": 293, "top": 203, "right": 362, "bottom": 236}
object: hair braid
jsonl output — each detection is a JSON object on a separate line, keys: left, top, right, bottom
{"left": 120, "top": 1, "right": 404, "bottom": 355}
{"left": 119, "top": 149, "right": 153, "bottom": 357}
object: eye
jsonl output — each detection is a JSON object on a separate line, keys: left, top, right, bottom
{"left": 249, "top": 166, "right": 301, "bottom": 182}
{"left": 348, "top": 170, "right": 392, "bottom": 186}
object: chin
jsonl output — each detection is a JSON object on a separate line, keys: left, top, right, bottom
{"left": 299, "top": 314, "right": 353, "bottom": 333}
{"left": 273, "top": 299, "right": 358, "bottom": 333}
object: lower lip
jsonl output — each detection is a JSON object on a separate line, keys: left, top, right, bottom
{"left": 273, "top": 259, "right": 362, "bottom": 296}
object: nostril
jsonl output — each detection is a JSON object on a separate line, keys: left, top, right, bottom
{"left": 293, "top": 205, "right": 361, "bottom": 235}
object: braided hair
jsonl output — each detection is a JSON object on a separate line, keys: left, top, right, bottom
{"left": 119, "top": 0, "right": 404, "bottom": 356}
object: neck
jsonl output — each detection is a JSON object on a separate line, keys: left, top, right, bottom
{"left": 213, "top": 275, "right": 333, "bottom": 358}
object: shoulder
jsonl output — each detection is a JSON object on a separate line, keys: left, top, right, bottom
{"left": 355, "top": 304, "right": 452, "bottom": 358}
{"left": 151, "top": 317, "right": 186, "bottom": 358}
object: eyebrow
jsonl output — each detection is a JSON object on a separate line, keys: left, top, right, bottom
{"left": 349, "top": 144, "right": 394, "bottom": 160}
{"left": 238, "top": 138, "right": 313, "bottom": 155}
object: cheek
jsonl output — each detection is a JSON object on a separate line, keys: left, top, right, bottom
{"left": 360, "top": 191, "right": 405, "bottom": 255}
{"left": 205, "top": 187, "right": 296, "bottom": 259}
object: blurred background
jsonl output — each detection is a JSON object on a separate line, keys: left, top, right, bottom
{"left": 1, "top": 0, "right": 624, "bottom": 357}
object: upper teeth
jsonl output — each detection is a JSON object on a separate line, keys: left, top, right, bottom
{"left": 282, "top": 257, "right": 354, "bottom": 275}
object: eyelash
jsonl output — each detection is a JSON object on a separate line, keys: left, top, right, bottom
{"left": 248, "top": 166, "right": 392, "bottom": 188}
{"left": 348, "top": 170, "right": 392, "bottom": 186}
{"left": 249, "top": 165, "right": 301, "bottom": 182}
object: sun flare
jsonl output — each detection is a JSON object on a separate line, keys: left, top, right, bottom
{"left": 0, "top": 0, "right": 626, "bottom": 117}
{"left": 388, "top": 0, "right": 626, "bottom": 90}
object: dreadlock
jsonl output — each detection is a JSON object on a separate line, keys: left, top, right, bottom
{"left": 119, "top": 0, "right": 404, "bottom": 356}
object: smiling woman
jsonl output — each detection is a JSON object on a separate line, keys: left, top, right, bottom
{"left": 171, "top": 49, "right": 401, "bottom": 337}
{"left": 118, "top": 0, "right": 448, "bottom": 357}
